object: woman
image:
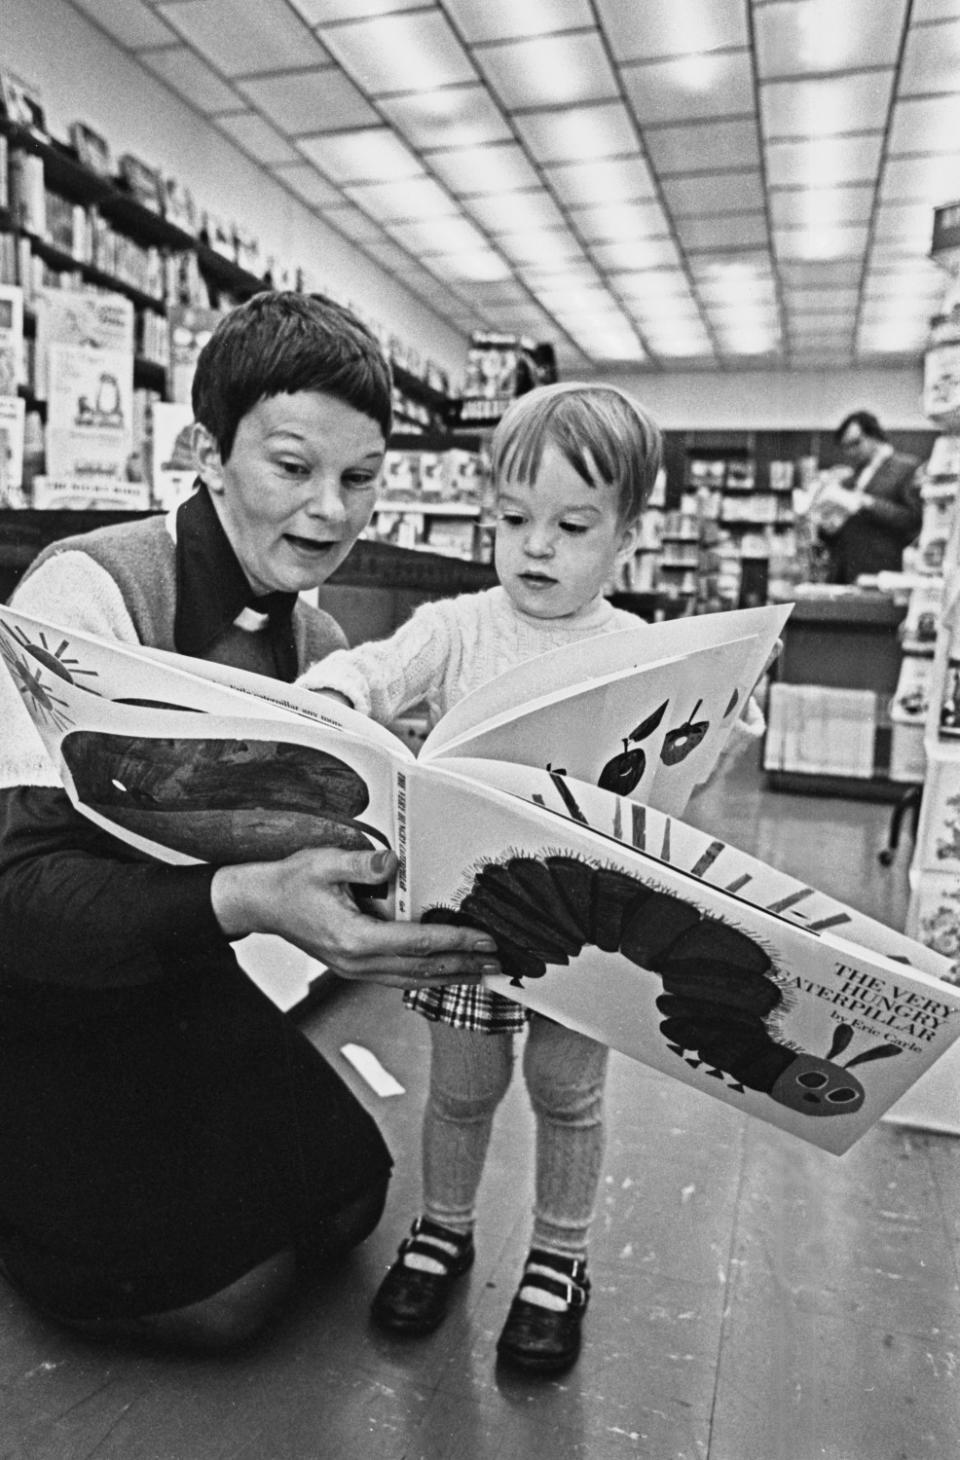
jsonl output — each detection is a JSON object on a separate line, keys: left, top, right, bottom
{"left": 0, "top": 292, "right": 499, "bottom": 1349}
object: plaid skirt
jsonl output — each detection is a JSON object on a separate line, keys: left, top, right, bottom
{"left": 404, "top": 983, "right": 529, "bottom": 1033}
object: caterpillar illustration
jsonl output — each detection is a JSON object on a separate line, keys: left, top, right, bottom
{"left": 421, "top": 853, "right": 902, "bottom": 1119}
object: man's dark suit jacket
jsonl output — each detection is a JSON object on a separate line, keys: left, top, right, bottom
{"left": 827, "top": 449, "right": 922, "bottom": 583}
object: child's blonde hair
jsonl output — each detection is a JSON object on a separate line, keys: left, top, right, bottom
{"left": 490, "top": 382, "right": 663, "bottom": 527}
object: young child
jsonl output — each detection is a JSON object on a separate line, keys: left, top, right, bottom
{"left": 299, "top": 382, "right": 756, "bottom": 1375}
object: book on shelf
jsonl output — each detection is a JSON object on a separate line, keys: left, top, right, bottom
{"left": 118, "top": 154, "right": 164, "bottom": 214}
{"left": 69, "top": 121, "right": 113, "bottom": 180}
{"left": 0, "top": 395, "right": 26, "bottom": 505}
{"left": 3, "top": 600, "right": 959, "bottom": 1155}
{"left": 0, "top": 283, "right": 25, "bottom": 395}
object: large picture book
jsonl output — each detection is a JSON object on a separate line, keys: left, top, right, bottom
{"left": 2, "top": 600, "right": 957, "bottom": 1155}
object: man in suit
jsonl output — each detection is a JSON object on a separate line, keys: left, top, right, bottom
{"left": 824, "top": 410, "right": 923, "bottom": 583}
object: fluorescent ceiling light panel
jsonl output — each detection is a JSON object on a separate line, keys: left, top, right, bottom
{"left": 474, "top": 33, "right": 618, "bottom": 108}
{"left": 289, "top": 1, "right": 424, "bottom": 21}
{"left": 753, "top": 0, "right": 907, "bottom": 76}
{"left": 640, "top": 322, "right": 714, "bottom": 355}
{"left": 421, "top": 250, "right": 514, "bottom": 282}
{"left": 621, "top": 50, "right": 755, "bottom": 125}
{"left": 272, "top": 164, "right": 345, "bottom": 207}
{"left": 342, "top": 176, "right": 460, "bottom": 221}
{"left": 774, "top": 222, "right": 869, "bottom": 260}
{"left": 239, "top": 68, "right": 377, "bottom": 133}
{"left": 595, "top": 0, "right": 749, "bottom": 61}
{"left": 519, "top": 262, "right": 606, "bottom": 290}
{"left": 156, "top": 0, "right": 328, "bottom": 76}
{"left": 74, "top": 0, "right": 177, "bottom": 48}
{"left": 425, "top": 143, "right": 541, "bottom": 196}
{"left": 642, "top": 117, "right": 761, "bottom": 174}
{"left": 589, "top": 238, "right": 686, "bottom": 271}
{"left": 781, "top": 284, "right": 860, "bottom": 311}
{"left": 612, "top": 269, "right": 697, "bottom": 303}
{"left": 463, "top": 190, "right": 569, "bottom": 236}
{"left": 498, "top": 229, "right": 589, "bottom": 267}
{"left": 317, "top": 11, "right": 475, "bottom": 93}
{"left": 566, "top": 325, "right": 647, "bottom": 362}
{"left": 544, "top": 156, "right": 656, "bottom": 207}
{"left": 864, "top": 263, "right": 947, "bottom": 297}
{"left": 386, "top": 214, "right": 494, "bottom": 255}
{"left": 360, "top": 238, "right": 416, "bottom": 273}
{"left": 512, "top": 102, "right": 638, "bottom": 163}
{"left": 764, "top": 134, "right": 885, "bottom": 189}
{"left": 661, "top": 171, "right": 765, "bottom": 216}
{"left": 298, "top": 127, "right": 423, "bottom": 182}
{"left": 139, "top": 46, "right": 240, "bottom": 112}
{"left": 624, "top": 297, "right": 704, "bottom": 326}
{"left": 888, "top": 94, "right": 960, "bottom": 152}
{"left": 900, "top": 18, "right": 960, "bottom": 95}
{"left": 769, "top": 185, "right": 874, "bottom": 230}
{"left": 379, "top": 85, "right": 513, "bottom": 148}
{"left": 568, "top": 200, "right": 672, "bottom": 243}
{"left": 871, "top": 202, "right": 939, "bottom": 246}
{"left": 216, "top": 112, "right": 299, "bottom": 165}
{"left": 777, "top": 259, "right": 864, "bottom": 288}
{"left": 323, "top": 206, "right": 387, "bottom": 243}
{"left": 442, "top": 0, "right": 594, "bottom": 43}
{"left": 761, "top": 72, "right": 895, "bottom": 139}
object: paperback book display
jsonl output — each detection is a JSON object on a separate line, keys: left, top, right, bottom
{"left": 2, "top": 600, "right": 958, "bottom": 1155}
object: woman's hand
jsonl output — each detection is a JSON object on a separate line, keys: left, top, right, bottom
{"left": 211, "top": 847, "right": 499, "bottom": 990}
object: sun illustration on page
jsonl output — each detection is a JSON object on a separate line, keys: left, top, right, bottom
{"left": 0, "top": 622, "right": 100, "bottom": 731}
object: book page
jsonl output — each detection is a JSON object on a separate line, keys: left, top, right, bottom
{"left": 422, "top": 602, "right": 791, "bottom": 758}
{"left": 0, "top": 604, "right": 403, "bottom": 866}
{"left": 403, "top": 764, "right": 960, "bottom": 1155}
{"left": 424, "top": 635, "right": 759, "bottom": 818}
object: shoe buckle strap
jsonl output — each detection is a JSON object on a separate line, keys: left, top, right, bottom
{"left": 520, "top": 1270, "right": 588, "bottom": 1309}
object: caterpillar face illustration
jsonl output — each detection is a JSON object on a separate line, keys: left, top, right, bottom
{"left": 60, "top": 730, "right": 383, "bottom": 861}
{"left": 421, "top": 854, "right": 901, "bottom": 1119}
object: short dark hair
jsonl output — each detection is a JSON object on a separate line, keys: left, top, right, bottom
{"left": 835, "top": 410, "right": 887, "bottom": 446}
{"left": 192, "top": 291, "right": 393, "bottom": 461}
{"left": 491, "top": 382, "right": 663, "bottom": 527}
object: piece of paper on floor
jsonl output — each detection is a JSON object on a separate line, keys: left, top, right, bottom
{"left": 340, "top": 1043, "right": 406, "bottom": 1097}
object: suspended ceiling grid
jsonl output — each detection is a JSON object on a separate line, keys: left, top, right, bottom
{"left": 66, "top": 0, "right": 960, "bottom": 375}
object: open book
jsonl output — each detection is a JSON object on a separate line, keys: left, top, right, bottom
{"left": 1, "top": 600, "right": 957, "bottom": 1155}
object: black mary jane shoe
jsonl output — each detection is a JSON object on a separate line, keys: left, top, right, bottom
{"left": 370, "top": 1216, "right": 475, "bottom": 1336}
{"left": 495, "top": 1249, "right": 590, "bottom": 1375}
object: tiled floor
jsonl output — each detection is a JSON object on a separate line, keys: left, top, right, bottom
{"left": 2, "top": 758, "right": 958, "bottom": 1459}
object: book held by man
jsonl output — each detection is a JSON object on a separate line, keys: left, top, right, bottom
{"left": 2, "top": 599, "right": 957, "bottom": 1154}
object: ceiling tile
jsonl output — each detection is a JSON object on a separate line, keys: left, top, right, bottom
{"left": 606, "top": 269, "right": 695, "bottom": 302}
{"left": 590, "top": 237, "right": 686, "bottom": 271}
{"left": 642, "top": 118, "right": 762, "bottom": 174}
{"left": 544, "top": 156, "right": 655, "bottom": 207}
{"left": 595, "top": 0, "right": 748, "bottom": 60}
{"left": 764, "top": 134, "right": 885, "bottom": 188}
{"left": 864, "top": 261, "right": 948, "bottom": 294}
{"left": 871, "top": 200, "right": 938, "bottom": 244}
{"left": 888, "top": 93, "right": 960, "bottom": 152}
{"left": 869, "top": 240, "right": 938, "bottom": 267}
{"left": 420, "top": 249, "right": 514, "bottom": 282}
{"left": 343, "top": 176, "right": 460, "bottom": 222}
{"left": 424, "top": 142, "right": 542, "bottom": 196}
{"left": 518, "top": 261, "right": 605, "bottom": 289}
{"left": 71, "top": 0, "right": 178, "bottom": 49}
{"left": 316, "top": 10, "right": 476, "bottom": 93}
{"left": 661, "top": 171, "right": 765, "bottom": 216}
{"left": 782, "top": 284, "right": 860, "bottom": 311}
{"left": 442, "top": 0, "right": 594, "bottom": 43}
{"left": 379, "top": 85, "right": 513, "bottom": 148}
{"left": 474, "top": 32, "right": 618, "bottom": 108}
{"left": 761, "top": 71, "right": 895, "bottom": 139}
{"left": 623, "top": 296, "right": 704, "bottom": 327}
{"left": 238, "top": 68, "right": 377, "bottom": 133}
{"left": 156, "top": 0, "right": 328, "bottom": 76}
{"left": 462, "top": 190, "right": 570, "bottom": 235}
{"left": 900, "top": 17, "right": 960, "bottom": 95}
{"left": 271, "top": 163, "right": 345, "bottom": 207}
{"left": 769, "top": 184, "right": 874, "bottom": 230}
{"left": 323, "top": 205, "right": 388, "bottom": 243}
{"left": 676, "top": 212, "right": 769, "bottom": 251}
{"left": 688, "top": 251, "right": 774, "bottom": 284}
{"left": 754, "top": 0, "right": 908, "bottom": 77}
{"left": 777, "top": 259, "right": 866, "bottom": 289}
{"left": 512, "top": 102, "right": 638, "bottom": 162}
{"left": 639, "top": 321, "right": 715, "bottom": 356}
{"left": 298, "top": 127, "right": 424, "bottom": 182}
{"left": 621, "top": 50, "right": 755, "bottom": 126}
{"left": 567, "top": 199, "right": 672, "bottom": 244}
{"left": 362, "top": 236, "right": 420, "bottom": 273}
{"left": 139, "top": 46, "right": 241, "bottom": 113}
{"left": 881, "top": 153, "right": 960, "bottom": 201}
{"left": 215, "top": 111, "right": 300, "bottom": 165}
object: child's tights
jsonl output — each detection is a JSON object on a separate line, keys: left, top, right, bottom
{"left": 421, "top": 1014, "right": 609, "bottom": 1258}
